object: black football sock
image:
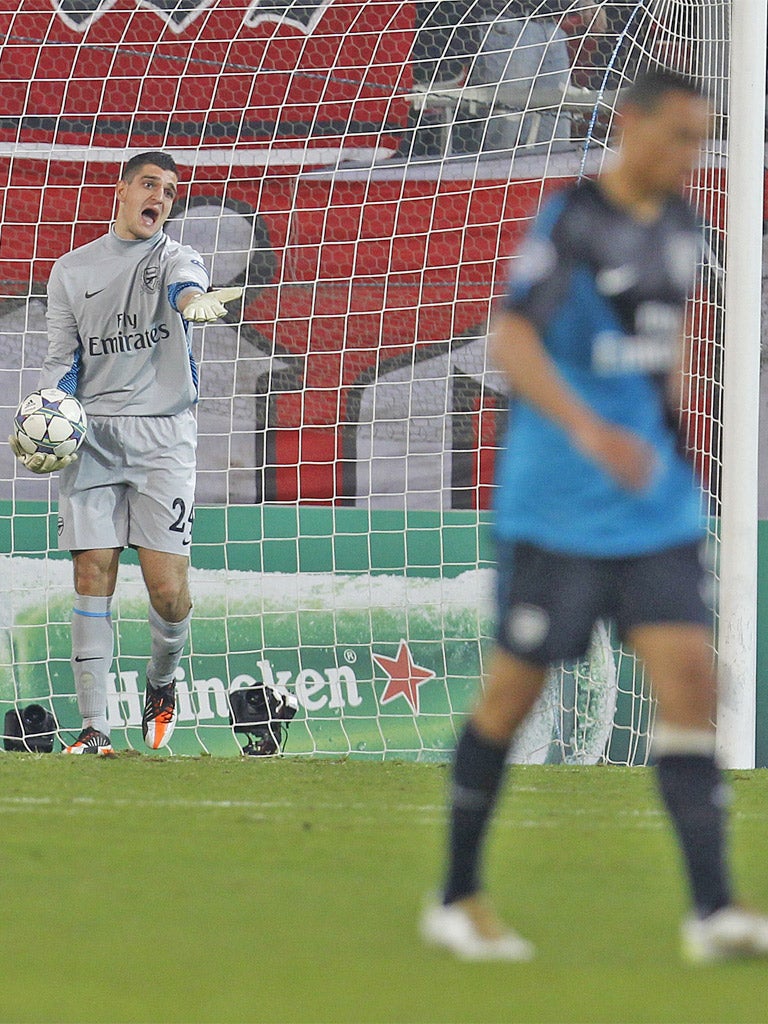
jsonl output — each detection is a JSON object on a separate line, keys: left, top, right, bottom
{"left": 443, "top": 721, "right": 508, "bottom": 905}
{"left": 656, "top": 753, "right": 732, "bottom": 918}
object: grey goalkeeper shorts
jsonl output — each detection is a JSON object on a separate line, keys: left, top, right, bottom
{"left": 57, "top": 410, "right": 197, "bottom": 555}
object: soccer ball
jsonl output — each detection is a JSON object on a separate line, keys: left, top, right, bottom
{"left": 14, "top": 388, "right": 87, "bottom": 458}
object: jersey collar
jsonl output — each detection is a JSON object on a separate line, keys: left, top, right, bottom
{"left": 106, "top": 225, "right": 166, "bottom": 253}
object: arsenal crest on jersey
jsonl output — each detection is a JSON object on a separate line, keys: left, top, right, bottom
{"left": 142, "top": 265, "right": 160, "bottom": 294}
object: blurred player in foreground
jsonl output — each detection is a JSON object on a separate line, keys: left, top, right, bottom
{"left": 421, "top": 70, "right": 768, "bottom": 963}
{"left": 10, "top": 151, "right": 241, "bottom": 755}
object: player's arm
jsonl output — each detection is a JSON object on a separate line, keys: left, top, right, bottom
{"left": 40, "top": 265, "right": 81, "bottom": 392}
{"left": 489, "top": 310, "right": 656, "bottom": 491}
{"left": 168, "top": 246, "right": 242, "bottom": 322}
{"left": 9, "top": 267, "right": 81, "bottom": 473}
{"left": 177, "top": 286, "right": 243, "bottom": 322}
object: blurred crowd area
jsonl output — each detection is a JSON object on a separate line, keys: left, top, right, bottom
{"left": 405, "top": 1, "right": 706, "bottom": 157}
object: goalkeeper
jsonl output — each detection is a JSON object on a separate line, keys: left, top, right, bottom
{"left": 422, "top": 70, "right": 768, "bottom": 963}
{"left": 10, "top": 150, "right": 242, "bottom": 756}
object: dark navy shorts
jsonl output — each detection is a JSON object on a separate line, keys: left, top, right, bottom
{"left": 495, "top": 539, "right": 713, "bottom": 666}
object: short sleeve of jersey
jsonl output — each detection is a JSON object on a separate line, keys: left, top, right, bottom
{"left": 164, "top": 241, "right": 210, "bottom": 312}
{"left": 168, "top": 243, "right": 210, "bottom": 290}
{"left": 502, "top": 188, "right": 578, "bottom": 335}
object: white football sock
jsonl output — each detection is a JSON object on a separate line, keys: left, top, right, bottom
{"left": 71, "top": 594, "right": 114, "bottom": 735}
{"left": 147, "top": 604, "right": 191, "bottom": 689}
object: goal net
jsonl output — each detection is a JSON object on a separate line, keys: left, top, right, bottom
{"left": 0, "top": 0, "right": 728, "bottom": 762}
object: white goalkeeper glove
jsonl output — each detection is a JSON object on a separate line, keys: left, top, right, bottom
{"left": 9, "top": 434, "right": 78, "bottom": 474}
{"left": 182, "top": 287, "right": 243, "bottom": 323}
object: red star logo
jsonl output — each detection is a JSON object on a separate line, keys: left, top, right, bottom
{"left": 372, "top": 640, "right": 436, "bottom": 714}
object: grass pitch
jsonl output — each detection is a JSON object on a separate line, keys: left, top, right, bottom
{"left": 1, "top": 757, "right": 767, "bottom": 1024}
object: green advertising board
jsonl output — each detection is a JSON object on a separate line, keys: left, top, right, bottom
{"left": 1, "top": 504, "right": 494, "bottom": 760}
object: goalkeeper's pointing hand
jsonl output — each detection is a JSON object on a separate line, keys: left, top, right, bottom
{"left": 8, "top": 434, "right": 78, "bottom": 474}
{"left": 182, "top": 287, "right": 244, "bottom": 323}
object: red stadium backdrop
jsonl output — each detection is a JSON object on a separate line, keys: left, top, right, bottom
{"left": 0, "top": 0, "right": 411, "bottom": 153}
{"left": 0, "top": 0, "right": 726, "bottom": 511}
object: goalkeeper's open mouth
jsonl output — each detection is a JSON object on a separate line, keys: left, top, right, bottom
{"left": 141, "top": 206, "right": 160, "bottom": 228}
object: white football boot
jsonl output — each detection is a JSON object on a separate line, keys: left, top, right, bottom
{"left": 420, "top": 896, "right": 535, "bottom": 961}
{"left": 682, "top": 905, "right": 768, "bottom": 963}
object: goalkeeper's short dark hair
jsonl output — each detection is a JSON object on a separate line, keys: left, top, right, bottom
{"left": 621, "top": 69, "right": 705, "bottom": 112}
{"left": 121, "top": 151, "right": 179, "bottom": 181}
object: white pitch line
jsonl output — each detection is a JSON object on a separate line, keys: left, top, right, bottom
{"left": 0, "top": 794, "right": 446, "bottom": 814}
{"left": 0, "top": 796, "right": 763, "bottom": 833}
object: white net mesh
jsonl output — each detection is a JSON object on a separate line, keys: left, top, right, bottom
{"left": 0, "top": 0, "right": 729, "bottom": 761}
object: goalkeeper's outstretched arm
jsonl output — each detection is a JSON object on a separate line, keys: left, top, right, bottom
{"left": 178, "top": 286, "right": 243, "bottom": 322}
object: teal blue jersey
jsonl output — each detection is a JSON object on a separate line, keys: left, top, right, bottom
{"left": 495, "top": 179, "right": 705, "bottom": 556}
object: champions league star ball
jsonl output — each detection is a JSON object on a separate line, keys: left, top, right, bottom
{"left": 14, "top": 388, "right": 87, "bottom": 458}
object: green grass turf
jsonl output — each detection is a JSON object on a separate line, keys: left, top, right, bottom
{"left": 1, "top": 757, "right": 767, "bottom": 1024}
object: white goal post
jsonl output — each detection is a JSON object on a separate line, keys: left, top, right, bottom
{"left": 716, "top": 0, "right": 766, "bottom": 769}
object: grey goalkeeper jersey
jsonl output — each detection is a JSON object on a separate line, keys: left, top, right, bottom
{"left": 41, "top": 227, "right": 210, "bottom": 416}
